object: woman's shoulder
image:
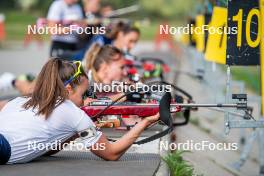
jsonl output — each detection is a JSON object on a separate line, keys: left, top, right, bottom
{"left": 57, "top": 100, "right": 77, "bottom": 109}
{"left": 52, "top": 100, "right": 88, "bottom": 127}
{"left": 55, "top": 100, "right": 82, "bottom": 114}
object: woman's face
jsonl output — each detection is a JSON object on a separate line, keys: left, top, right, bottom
{"left": 106, "top": 58, "right": 126, "bottom": 83}
{"left": 97, "top": 55, "right": 127, "bottom": 84}
{"left": 118, "top": 31, "right": 140, "bottom": 51}
{"left": 67, "top": 76, "right": 89, "bottom": 107}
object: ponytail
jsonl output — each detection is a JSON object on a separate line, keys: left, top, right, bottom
{"left": 85, "top": 43, "right": 102, "bottom": 71}
{"left": 23, "top": 58, "right": 86, "bottom": 118}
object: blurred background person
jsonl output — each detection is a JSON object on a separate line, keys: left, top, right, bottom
{"left": 73, "top": 22, "right": 140, "bottom": 61}
{"left": 47, "top": 0, "right": 84, "bottom": 58}
{"left": 77, "top": 0, "right": 103, "bottom": 49}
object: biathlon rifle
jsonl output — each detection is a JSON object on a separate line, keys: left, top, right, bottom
{"left": 81, "top": 93, "right": 251, "bottom": 144}
{"left": 125, "top": 57, "right": 170, "bottom": 82}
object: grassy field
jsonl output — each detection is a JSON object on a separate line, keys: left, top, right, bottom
{"left": 140, "top": 22, "right": 158, "bottom": 41}
{"left": 4, "top": 11, "right": 40, "bottom": 41}
{"left": 3, "top": 11, "right": 181, "bottom": 41}
{"left": 230, "top": 66, "right": 260, "bottom": 94}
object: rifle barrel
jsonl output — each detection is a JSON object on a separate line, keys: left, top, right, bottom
{"left": 129, "top": 103, "right": 239, "bottom": 108}
{"left": 171, "top": 103, "right": 239, "bottom": 108}
{"left": 106, "top": 5, "right": 140, "bottom": 18}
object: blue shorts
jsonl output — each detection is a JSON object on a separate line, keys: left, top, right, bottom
{"left": 0, "top": 133, "right": 11, "bottom": 164}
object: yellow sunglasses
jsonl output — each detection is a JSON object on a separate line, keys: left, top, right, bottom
{"left": 63, "top": 61, "right": 84, "bottom": 86}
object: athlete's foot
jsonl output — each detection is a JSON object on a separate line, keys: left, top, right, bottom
{"left": 0, "top": 72, "right": 16, "bottom": 92}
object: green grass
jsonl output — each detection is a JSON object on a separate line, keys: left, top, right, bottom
{"left": 4, "top": 10, "right": 158, "bottom": 41}
{"left": 139, "top": 21, "right": 158, "bottom": 41}
{"left": 4, "top": 10, "right": 41, "bottom": 40}
{"left": 3, "top": 10, "right": 182, "bottom": 41}
{"left": 230, "top": 66, "right": 260, "bottom": 94}
{"left": 162, "top": 150, "right": 202, "bottom": 176}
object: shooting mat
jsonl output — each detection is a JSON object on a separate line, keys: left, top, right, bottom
{"left": 0, "top": 151, "right": 161, "bottom": 176}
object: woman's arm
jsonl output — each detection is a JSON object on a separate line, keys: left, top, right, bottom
{"left": 90, "top": 113, "right": 159, "bottom": 161}
{"left": 44, "top": 133, "right": 79, "bottom": 156}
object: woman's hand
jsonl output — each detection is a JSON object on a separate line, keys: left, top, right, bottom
{"left": 144, "top": 113, "right": 160, "bottom": 125}
{"left": 91, "top": 113, "right": 160, "bottom": 161}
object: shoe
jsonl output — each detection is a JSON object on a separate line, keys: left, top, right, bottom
{"left": 0, "top": 72, "right": 16, "bottom": 92}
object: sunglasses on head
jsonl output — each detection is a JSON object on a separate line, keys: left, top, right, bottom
{"left": 64, "top": 61, "right": 85, "bottom": 86}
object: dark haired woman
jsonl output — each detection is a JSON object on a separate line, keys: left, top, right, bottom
{"left": 72, "top": 22, "right": 140, "bottom": 60}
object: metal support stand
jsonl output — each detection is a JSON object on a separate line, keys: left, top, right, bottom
{"left": 225, "top": 66, "right": 231, "bottom": 134}
{"left": 231, "top": 130, "right": 257, "bottom": 171}
{"left": 259, "top": 128, "right": 264, "bottom": 176}
{"left": 185, "top": 46, "right": 264, "bottom": 174}
{"left": 231, "top": 80, "right": 246, "bottom": 146}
